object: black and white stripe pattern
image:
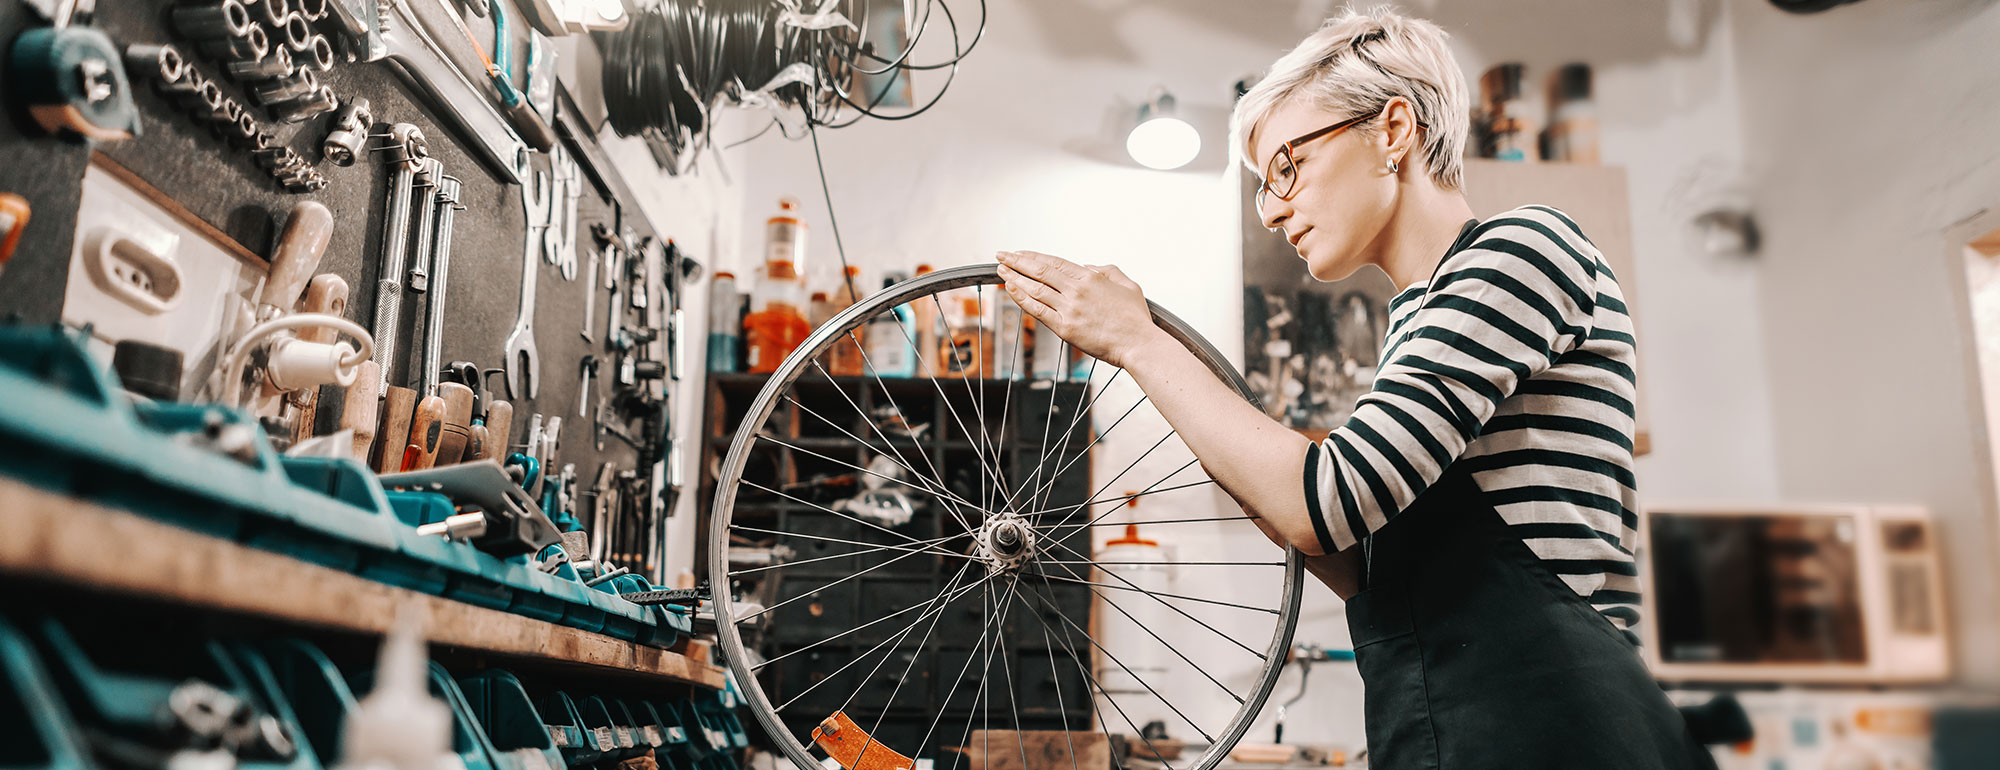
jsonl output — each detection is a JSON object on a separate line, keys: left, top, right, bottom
{"left": 1304, "top": 205, "right": 1642, "bottom": 642}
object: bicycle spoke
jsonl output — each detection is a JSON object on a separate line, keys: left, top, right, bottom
{"left": 838, "top": 331, "right": 979, "bottom": 530}
{"left": 774, "top": 566, "right": 993, "bottom": 713}
{"left": 737, "top": 479, "right": 970, "bottom": 558}
{"left": 726, "top": 524, "right": 970, "bottom": 566}
{"left": 1069, "top": 575, "right": 1247, "bottom": 703}
{"left": 1020, "top": 576, "right": 1215, "bottom": 743}
{"left": 1022, "top": 574, "right": 1183, "bottom": 770}
{"left": 884, "top": 296, "right": 1014, "bottom": 513}
{"left": 1039, "top": 513, "right": 1265, "bottom": 528}
{"left": 1026, "top": 570, "right": 1278, "bottom": 615}
{"left": 738, "top": 536, "right": 969, "bottom": 624}
{"left": 795, "top": 361, "right": 973, "bottom": 527}
{"left": 917, "top": 571, "right": 1013, "bottom": 759}
{"left": 1017, "top": 478, "right": 1219, "bottom": 519}
{"left": 1037, "top": 560, "right": 1283, "bottom": 567}
{"left": 1037, "top": 538, "right": 1268, "bottom": 659}
{"left": 755, "top": 436, "right": 987, "bottom": 516}
{"left": 848, "top": 562, "right": 978, "bottom": 768}
{"left": 1038, "top": 433, "right": 1186, "bottom": 537}
{"left": 931, "top": 292, "right": 1022, "bottom": 515}
{"left": 1018, "top": 359, "right": 1108, "bottom": 513}
{"left": 1020, "top": 393, "right": 1149, "bottom": 514}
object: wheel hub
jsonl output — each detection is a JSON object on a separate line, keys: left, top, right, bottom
{"left": 976, "top": 513, "right": 1036, "bottom": 571}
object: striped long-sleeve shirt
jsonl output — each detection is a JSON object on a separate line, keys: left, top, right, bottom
{"left": 1305, "top": 205, "right": 1642, "bottom": 642}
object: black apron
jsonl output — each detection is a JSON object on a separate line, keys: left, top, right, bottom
{"left": 1344, "top": 466, "right": 1718, "bottom": 770}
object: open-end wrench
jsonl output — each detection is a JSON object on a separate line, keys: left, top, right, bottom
{"left": 502, "top": 169, "right": 549, "bottom": 400}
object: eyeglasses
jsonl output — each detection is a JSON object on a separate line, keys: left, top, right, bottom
{"left": 1253, "top": 108, "right": 1386, "bottom": 210}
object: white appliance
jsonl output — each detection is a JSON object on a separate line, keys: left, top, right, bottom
{"left": 1638, "top": 504, "right": 1950, "bottom": 684}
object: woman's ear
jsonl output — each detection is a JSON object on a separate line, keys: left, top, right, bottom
{"left": 1380, "top": 96, "right": 1422, "bottom": 167}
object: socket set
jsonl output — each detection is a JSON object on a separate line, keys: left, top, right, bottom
{"left": 124, "top": 41, "right": 332, "bottom": 192}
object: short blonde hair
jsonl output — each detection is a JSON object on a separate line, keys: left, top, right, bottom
{"left": 1232, "top": 5, "right": 1470, "bottom": 190}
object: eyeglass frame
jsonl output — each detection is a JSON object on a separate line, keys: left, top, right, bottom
{"left": 1253, "top": 107, "right": 1428, "bottom": 210}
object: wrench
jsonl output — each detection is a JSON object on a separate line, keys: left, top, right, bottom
{"left": 419, "top": 174, "right": 462, "bottom": 397}
{"left": 369, "top": 124, "right": 426, "bottom": 392}
{"left": 503, "top": 169, "right": 549, "bottom": 400}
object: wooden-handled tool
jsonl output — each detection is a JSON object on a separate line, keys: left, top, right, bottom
{"left": 344, "top": 360, "right": 381, "bottom": 463}
{"left": 434, "top": 382, "right": 475, "bottom": 465}
{"left": 402, "top": 394, "right": 446, "bottom": 470}
{"left": 373, "top": 386, "right": 417, "bottom": 473}
{"left": 480, "top": 398, "right": 513, "bottom": 462}
{"left": 290, "top": 274, "right": 349, "bottom": 443}
{"left": 256, "top": 201, "right": 334, "bottom": 319}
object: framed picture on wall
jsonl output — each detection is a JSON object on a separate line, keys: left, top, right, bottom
{"left": 1238, "top": 171, "right": 1399, "bottom": 434}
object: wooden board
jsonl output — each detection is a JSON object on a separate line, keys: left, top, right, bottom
{"left": 956, "top": 731, "right": 1111, "bottom": 770}
{"left": 0, "top": 477, "right": 725, "bottom": 689}
{"left": 1461, "top": 159, "right": 1651, "bottom": 455}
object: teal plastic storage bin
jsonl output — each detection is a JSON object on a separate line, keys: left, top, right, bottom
{"left": 0, "top": 616, "right": 92, "bottom": 770}
{"left": 533, "top": 690, "right": 606, "bottom": 767}
{"left": 259, "top": 639, "right": 358, "bottom": 768}
{"left": 29, "top": 619, "right": 319, "bottom": 770}
{"left": 576, "top": 696, "right": 640, "bottom": 760}
{"left": 457, "top": 671, "right": 566, "bottom": 770}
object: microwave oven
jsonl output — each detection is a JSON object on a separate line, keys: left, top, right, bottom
{"left": 1638, "top": 503, "right": 1950, "bottom": 684}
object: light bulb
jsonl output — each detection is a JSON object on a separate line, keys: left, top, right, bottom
{"left": 1126, "top": 117, "right": 1201, "bottom": 170}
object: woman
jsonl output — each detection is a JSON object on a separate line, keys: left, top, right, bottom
{"left": 997, "top": 8, "right": 1715, "bottom": 770}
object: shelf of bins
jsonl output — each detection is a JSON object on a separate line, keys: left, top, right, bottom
{"left": 0, "top": 476, "right": 727, "bottom": 690}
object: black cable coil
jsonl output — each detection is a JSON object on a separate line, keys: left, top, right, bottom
{"left": 598, "top": 0, "right": 987, "bottom": 167}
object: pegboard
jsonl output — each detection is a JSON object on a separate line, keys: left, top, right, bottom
{"left": 0, "top": 1, "right": 696, "bottom": 575}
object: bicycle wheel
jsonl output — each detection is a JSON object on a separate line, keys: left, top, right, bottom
{"left": 708, "top": 264, "right": 1302, "bottom": 770}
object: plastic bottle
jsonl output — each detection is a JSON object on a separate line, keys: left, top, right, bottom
{"left": 911, "top": 263, "right": 939, "bottom": 376}
{"left": 866, "top": 272, "right": 917, "bottom": 377}
{"left": 1479, "top": 63, "right": 1539, "bottom": 162}
{"left": 765, "top": 198, "right": 806, "bottom": 273}
{"left": 1543, "top": 63, "right": 1599, "bottom": 163}
{"left": 808, "top": 290, "right": 836, "bottom": 370}
{"left": 943, "top": 297, "right": 991, "bottom": 379}
{"left": 340, "top": 609, "right": 451, "bottom": 770}
{"left": 707, "top": 271, "right": 740, "bottom": 373}
{"left": 993, "top": 292, "right": 1027, "bottom": 380}
{"left": 1097, "top": 521, "right": 1169, "bottom": 694}
{"left": 744, "top": 259, "right": 810, "bottom": 374}
{"left": 828, "top": 265, "right": 866, "bottom": 376}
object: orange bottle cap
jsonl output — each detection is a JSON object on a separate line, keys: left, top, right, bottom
{"left": 1106, "top": 523, "right": 1156, "bottom": 547}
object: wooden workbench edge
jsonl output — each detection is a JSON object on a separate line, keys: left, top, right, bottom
{"left": 0, "top": 477, "right": 725, "bottom": 690}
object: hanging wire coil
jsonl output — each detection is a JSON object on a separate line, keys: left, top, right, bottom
{"left": 598, "top": 0, "right": 987, "bottom": 168}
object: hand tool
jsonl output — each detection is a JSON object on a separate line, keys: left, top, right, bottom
{"left": 399, "top": 158, "right": 449, "bottom": 471}
{"left": 251, "top": 68, "right": 315, "bottom": 107}
{"left": 0, "top": 193, "right": 30, "bottom": 270}
{"left": 303, "top": 34, "right": 335, "bottom": 72}
{"left": 370, "top": 0, "right": 525, "bottom": 182}
{"left": 171, "top": 1, "right": 251, "bottom": 41}
{"left": 321, "top": 97, "right": 372, "bottom": 165}
{"left": 298, "top": 0, "right": 330, "bottom": 22}
{"left": 224, "top": 45, "right": 294, "bottom": 81}
{"left": 402, "top": 393, "right": 446, "bottom": 470}
{"left": 541, "top": 147, "right": 565, "bottom": 267}
{"left": 256, "top": 0, "right": 294, "bottom": 28}
{"left": 368, "top": 123, "right": 426, "bottom": 392}
{"left": 380, "top": 460, "right": 562, "bottom": 556}
{"left": 199, "top": 24, "right": 268, "bottom": 60}
{"left": 442, "top": 362, "right": 485, "bottom": 460}
{"left": 581, "top": 239, "right": 601, "bottom": 341}
{"left": 373, "top": 384, "right": 416, "bottom": 473}
{"left": 502, "top": 169, "right": 548, "bottom": 400}
{"left": 427, "top": 177, "right": 475, "bottom": 466}
{"left": 279, "top": 13, "right": 314, "bottom": 54}
{"left": 589, "top": 463, "right": 616, "bottom": 562}
{"left": 255, "top": 201, "right": 334, "bottom": 320}
{"left": 290, "top": 273, "right": 349, "bottom": 440}
{"left": 433, "top": 0, "right": 559, "bottom": 152}
{"left": 14, "top": 0, "right": 139, "bottom": 141}
{"left": 574, "top": 354, "right": 597, "bottom": 418}
{"left": 482, "top": 396, "right": 513, "bottom": 462}
{"left": 343, "top": 360, "right": 381, "bottom": 461}
{"left": 270, "top": 84, "right": 338, "bottom": 123}
{"left": 405, "top": 159, "right": 441, "bottom": 296}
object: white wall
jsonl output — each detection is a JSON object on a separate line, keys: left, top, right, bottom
{"left": 1727, "top": 0, "right": 2000, "bottom": 686}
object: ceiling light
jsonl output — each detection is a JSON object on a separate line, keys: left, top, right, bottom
{"left": 1126, "top": 89, "right": 1200, "bottom": 171}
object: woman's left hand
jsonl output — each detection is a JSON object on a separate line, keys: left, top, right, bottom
{"left": 996, "top": 250, "right": 1168, "bottom": 370}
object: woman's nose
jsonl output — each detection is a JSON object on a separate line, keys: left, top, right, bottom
{"left": 1259, "top": 193, "right": 1290, "bottom": 233}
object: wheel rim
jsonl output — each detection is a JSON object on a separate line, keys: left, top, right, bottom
{"left": 708, "top": 264, "right": 1303, "bottom": 770}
